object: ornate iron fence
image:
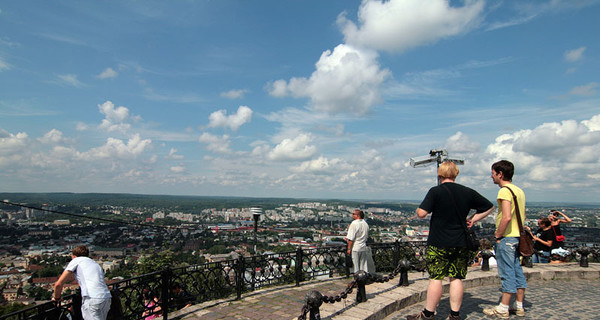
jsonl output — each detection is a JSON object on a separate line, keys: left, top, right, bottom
{"left": 4, "top": 240, "right": 600, "bottom": 320}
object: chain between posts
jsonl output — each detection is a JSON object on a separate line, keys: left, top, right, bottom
{"left": 297, "top": 260, "right": 418, "bottom": 320}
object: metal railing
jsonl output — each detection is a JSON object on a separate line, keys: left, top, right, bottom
{"left": 0, "top": 241, "right": 427, "bottom": 320}
{"left": 2, "top": 240, "right": 598, "bottom": 320}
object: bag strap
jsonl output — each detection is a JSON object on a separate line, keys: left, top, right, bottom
{"left": 551, "top": 225, "right": 557, "bottom": 236}
{"left": 441, "top": 184, "right": 470, "bottom": 233}
{"left": 502, "top": 186, "right": 525, "bottom": 234}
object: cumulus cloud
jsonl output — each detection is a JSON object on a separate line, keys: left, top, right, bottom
{"left": 0, "top": 130, "right": 28, "bottom": 154}
{"left": 338, "top": 0, "right": 484, "bottom": 53}
{"left": 268, "top": 133, "right": 318, "bottom": 161}
{"left": 268, "top": 44, "right": 389, "bottom": 115}
{"left": 198, "top": 132, "right": 232, "bottom": 153}
{"left": 98, "top": 100, "right": 137, "bottom": 133}
{"left": 291, "top": 156, "right": 343, "bottom": 174}
{"left": 80, "top": 134, "right": 152, "bottom": 160}
{"left": 208, "top": 106, "right": 253, "bottom": 131}
{"left": 564, "top": 46, "right": 586, "bottom": 62}
{"left": 220, "top": 89, "right": 248, "bottom": 99}
{"left": 38, "top": 129, "right": 65, "bottom": 144}
{"left": 569, "top": 82, "right": 598, "bottom": 96}
{"left": 485, "top": 114, "right": 600, "bottom": 184}
{"left": 98, "top": 67, "right": 118, "bottom": 79}
{"left": 445, "top": 131, "right": 481, "bottom": 153}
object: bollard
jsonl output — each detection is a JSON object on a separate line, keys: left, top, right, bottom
{"left": 354, "top": 270, "right": 369, "bottom": 303}
{"left": 522, "top": 255, "right": 533, "bottom": 268}
{"left": 577, "top": 247, "right": 592, "bottom": 268}
{"left": 305, "top": 290, "right": 323, "bottom": 320}
{"left": 481, "top": 250, "right": 495, "bottom": 271}
{"left": 398, "top": 259, "right": 411, "bottom": 286}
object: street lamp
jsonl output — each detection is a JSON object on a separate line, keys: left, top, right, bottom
{"left": 250, "top": 207, "right": 262, "bottom": 253}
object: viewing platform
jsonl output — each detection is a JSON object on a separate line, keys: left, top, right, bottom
{"left": 172, "top": 262, "right": 600, "bottom": 320}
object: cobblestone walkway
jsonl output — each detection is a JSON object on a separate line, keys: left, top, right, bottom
{"left": 385, "top": 279, "right": 600, "bottom": 320}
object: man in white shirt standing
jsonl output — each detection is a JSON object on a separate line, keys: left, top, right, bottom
{"left": 53, "top": 245, "right": 112, "bottom": 320}
{"left": 346, "top": 209, "right": 370, "bottom": 273}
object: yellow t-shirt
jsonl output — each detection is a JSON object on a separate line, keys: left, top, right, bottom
{"left": 495, "top": 184, "right": 526, "bottom": 237}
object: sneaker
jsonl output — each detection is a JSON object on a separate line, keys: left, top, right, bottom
{"left": 447, "top": 315, "right": 462, "bottom": 320}
{"left": 406, "top": 311, "right": 435, "bottom": 320}
{"left": 509, "top": 307, "right": 525, "bottom": 317}
{"left": 483, "top": 307, "right": 509, "bottom": 319}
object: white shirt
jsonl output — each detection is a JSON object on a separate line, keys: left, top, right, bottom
{"left": 347, "top": 219, "right": 369, "bottom": 252}
{"left": 65, "top": 256, "right": 111, "bottom": 299}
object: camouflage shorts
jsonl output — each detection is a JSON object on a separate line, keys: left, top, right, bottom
{"left": 425, "top": 245, "right": 475, "bottom": 280}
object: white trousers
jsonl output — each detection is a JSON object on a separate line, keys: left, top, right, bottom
{"left": 81, "top": 297, "right": 111, "bottom": 320}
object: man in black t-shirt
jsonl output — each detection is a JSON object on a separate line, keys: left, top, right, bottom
{"left": 407, "top": 161, "right": 494, "bottom": 320}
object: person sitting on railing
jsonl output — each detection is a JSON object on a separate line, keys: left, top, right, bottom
{"left": 549, "top": 210, "right": 571, "bottom": 262}
{"left": 170, "top": 282, "right": 193, "bottom": 310}
{"left": 526, "top": 218, "right": 553, "bottom": 263}
{"left": 52, "top": 245, "right": 112, "bottom": 320}
{"left": 471, "top": 239, "right": 496, "bottom": 267}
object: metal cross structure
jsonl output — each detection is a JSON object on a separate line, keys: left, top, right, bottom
{"left": 410, "top": 149, "right": 465, "bottom": 185}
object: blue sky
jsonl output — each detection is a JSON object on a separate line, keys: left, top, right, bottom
{"left": 1, "top": 0, "right": 599, "bottom": 203}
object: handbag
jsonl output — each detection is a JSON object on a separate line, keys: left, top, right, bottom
{"left": 442, "top": 185, "right": 479, "bottom": 251}
{"left": 552, "top": 226, "right": 566, "bottom": 242}
{"left": 503, "top": 187, "right": 533, "bottom": 257}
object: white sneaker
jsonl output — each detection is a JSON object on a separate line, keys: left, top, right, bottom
{"left": 483, "top": 306, "right": 509, "bottom": 319}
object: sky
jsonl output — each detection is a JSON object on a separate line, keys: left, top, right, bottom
{"left": 1, "top": 0, "right": 599, "bottom": 203}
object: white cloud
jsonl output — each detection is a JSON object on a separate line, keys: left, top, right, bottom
{"left": 445, "top": 131, "right": 481, "bottom": 153}
{"left": 166, "top": 148, "right": 184, "bottom": 159}
{"left": 98, "top": 100, "right": 133, "bottom": 133}
{"left": 98, "top": 67, "right": 118, "bottom": 79}
{"left": 291, "top": 156, "right": 343, "bottom": 174}
{"left": 170, "top": 165, "right": 186, "bottom": 173}
{"left": 0, "top": 57, "right": 11, "bottom": 71}
{"left": 564, "top": 46, "right": 586, "bottom": 62}
{"left": 208, "top": 106, "right": 253, "bottom": 131}
{"left": 0, "top": 130, "right": 28, "bottom": 154}
{"left": 268, "top": 44, "right": 389, "bottom": 115}
{"left": 338, "top": 0, "right": 484, "bottom": 53}
{"left": 569, "top": 82, "right": 598, "bottom": 96}
{"left": 268, "top": 133, "right": 318, "bottom": 161}
{"left": 80, "top": 134, "right": 152, "bottom": 160}
{"left": 56, "top": 74, "right": 84, "bottom": 87}
{"left": 198, "top": 132, "right": 231, "bottom": 153}
{"left": 38, "top": 129, "right": 65, "bottom": 144}
{"left": 220, "top": 89, "right": 248, "bottom": 99}
{"left": 76, "top": 122, "right": 89, "bottom": 131}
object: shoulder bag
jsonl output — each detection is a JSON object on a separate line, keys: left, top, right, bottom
{"left": 503, "top": 186, "right": 533, "bottom": 257}
{"left": 442, "top": 184, "right": 479, "bottom": 251}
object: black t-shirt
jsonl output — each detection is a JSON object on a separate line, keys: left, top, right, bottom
{"left": 419, "top": 182, "right": 493, "bottom": 248}
{"left": 534, "top": 228, "right": 554, "bottom": 252}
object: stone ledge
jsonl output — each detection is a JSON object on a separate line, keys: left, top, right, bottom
{"left": 327, "top": 263, "right": 600, "bottom": 320}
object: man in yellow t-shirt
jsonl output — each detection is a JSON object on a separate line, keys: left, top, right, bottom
{"left": 483, "top": 160, "right": 527, "bottom": 319}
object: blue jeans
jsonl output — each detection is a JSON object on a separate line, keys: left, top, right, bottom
{"left": 532, "top": 251, "right": 550, "bottom": 263}
{"left": 495, "top": 237, "right": 527, "bottom": 293}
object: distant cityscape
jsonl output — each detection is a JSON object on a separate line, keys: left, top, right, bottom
{"left": 0, "top": 193, "right": 598, "bottom": 313}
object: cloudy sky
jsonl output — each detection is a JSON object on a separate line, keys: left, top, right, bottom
{"left": 1, "top": 0, "right": 599, "bottom": 203}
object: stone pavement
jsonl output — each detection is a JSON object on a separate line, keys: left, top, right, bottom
{"left": 170, "top": 263, "right": 600, "bottom": 320}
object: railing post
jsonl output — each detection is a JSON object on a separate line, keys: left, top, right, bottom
{"left": 236, "top": 256, "right": 245, "bottom": 299}
{"left": 393, "top": 240, "right": 400, "bottom": 267}
{"left": 398, "top": 259, "right": 411, "bottom": 287}
{"left": 354, "top": 270, "right": 368, "bottom": 303}
{"left": 296, "top": 247, "right": 303, "bottom": 286}
{"left": 250, "top": 255, "right": 257, "bottom": 291}
{"left": 344, "top": 252, "right": 352, "bottom": 278}
{"left": 162, "top": 267, "right": 172, "bottom": 320}
{"left": 481, "top": 250, "right": 495, "bottom": 271}
{"left": 72, "top": 289, "right": 83, "bottom": 320}
{"left": 305, "top": 290, "right": 323, "bottom": 320}
{"left": 577, "top": 247, "right": 592, "bottom": 267}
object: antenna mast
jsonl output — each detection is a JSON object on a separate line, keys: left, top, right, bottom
{"left": 410, "top": 149, "right": 465, "bottom": 185}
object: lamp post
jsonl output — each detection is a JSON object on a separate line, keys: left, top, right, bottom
{"left": 250, "top": 207, "right": 262, "bottom": 253}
